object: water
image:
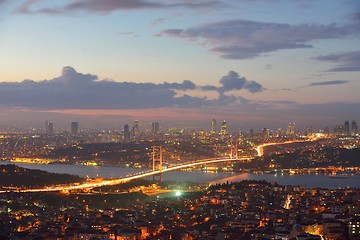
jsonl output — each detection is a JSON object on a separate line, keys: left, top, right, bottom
{"left": 209, "top": 172, "right": 360, "bottom": 189}
{"left": 1, "top": 162, "right": 360, "bottom": 189}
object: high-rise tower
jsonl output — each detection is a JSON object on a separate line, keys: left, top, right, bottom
{"left": 211, "top": 119, "right": 216, "bottom": 133}
{"left": 220, "top": 120, "right": 227, "bottom": 134}
{"left": 351, "top": 121, "right": 358, "bottom": 136}
{"left": 71, "top": 122, "right": 79, "bottom": 135}
{"left": 287, "top": 122, "right": 296, "bottom": 136}
{"left": 123, "top": 124, "right": 130, "bottom": 141}
{"left": 151, "top": 122, "right": 159, "bottom": 134}
{"left": 344, "top": 121, "right": 350, "bottom": 136}
{"left": 45, "top": 121, "right": 53, "bottom": 135}
{"left": 133, "top": 120, "right": 140, "bottom": 139}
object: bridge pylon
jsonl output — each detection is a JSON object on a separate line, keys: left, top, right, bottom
{"left": 152, "top": 146, "right": 163, "bottom": 182}
{"left": 230, "top": 140, "right": 238, "bottom": 159}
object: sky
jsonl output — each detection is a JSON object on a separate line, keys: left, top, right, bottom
{"left": 0, "top": 0, "right": 359, "bottom": 131}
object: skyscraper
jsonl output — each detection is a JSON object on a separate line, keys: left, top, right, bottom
{"left": 220, "top": 120, "right": 227, "bottom": 134}
{"left": 262, "top": 128, "right": 270, "bottom": 139}
{"left": 132, "top": 120, "right": 140, "bottom": 139}
{"left": 211, "top": 119, "right": 216, "bottom": 133}
{"left": 287, "top": 122, "right": 296, "bottom": 136}
{"left": 71, "top": 122, "right": 79, "bottom": 135}
{"left": 334, "top": 125, "right": 344, "bottom": 135}
{"left": 151, "top": 122, "right": 159, "bottom": 134}
{"left": 344, "top": 121, "right": 350, "bottom": 136}
{"left": 123, "top": 124, "right": 130, "bottom": 141}
{"left": 45, "top": 121, "right": 53, "bottom": 135}
{"left": 351, "top": 121, "right": 358, "bottom": 136}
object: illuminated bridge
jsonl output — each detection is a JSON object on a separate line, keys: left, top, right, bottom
{"left": 0, "top": 139, "right": 309, "bottom": 193}
{"left": 0, "top": 156, "right": 251, "bottom": 193}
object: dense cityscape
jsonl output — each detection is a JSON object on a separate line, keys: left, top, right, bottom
{"left": 1, "top": 0, "right": 360, "bottom": 239}
{"left": 0, "top": 118, "right": 359, "bottom": 239}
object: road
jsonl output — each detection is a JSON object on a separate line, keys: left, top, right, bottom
{"left": 255, "top": 140, "right": 309, "bottom": 157}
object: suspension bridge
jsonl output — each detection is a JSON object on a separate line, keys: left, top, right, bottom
{"left": 0, "top": 140, "right": 299, "bottom": 193}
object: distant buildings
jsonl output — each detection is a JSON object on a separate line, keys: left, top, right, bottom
{"left": 351, "top": 121, "right": 358, "bottom": 136}
{"left": 132, "top": 120, "right": 140, "bottom": 139}
{"left": 262, "top": 128, "right": 270, "bottom": 139}
{"left": 71, "top": 122, "right": 79, "bottom": 135}
{"left": 220, "top": 120, "right": 227, "bottom": 135}
{"left": 45, "top": 121, "right": 53, "bottom": 135}
{"left": 151, "top": 122, "right": 159, "bottom": 135}
{"left": 287, "top": 122, "right": 296, "bottom": 136}
{"left": 123, "top": 124, "right": 130, "bottom": 141}
{"left": 334, "top": 120, "right": 358, "bottom": 136}
{"left": 344, "top": 121, "right": 350, "bottom": 136}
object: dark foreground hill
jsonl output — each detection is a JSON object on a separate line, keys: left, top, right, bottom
{"left": 0, "top": 164, "right": 84, "bottom": 188}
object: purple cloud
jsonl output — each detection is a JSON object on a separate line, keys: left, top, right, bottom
{"left": 163, "top": 80, "right": 196, "bottom": 90}
{"left": 160, "top": 19, "right": 356, "bottom": 59}
{"left": 0, "top": 67, "right": 201, "bottom": 110}
{"left": 307, "top": 80, "right": 350, "bottom": 87}
{"left": 314, "top": 51, "right": 360, "bottom": 72}
{"left": 219, "top": 71, "right": 264, "bottom": 93}
{"left": 17, "top": 0, "right": 223, "bottom": 14}
{"left": 0, "top": 67, "right": 259, "bottom": 110}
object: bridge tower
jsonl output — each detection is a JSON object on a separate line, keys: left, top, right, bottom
{"left": 152, "top": 146, "right": 163, "bottom": 182}
{"left": 230, "top": 139, "right": 238, "bottom": 159}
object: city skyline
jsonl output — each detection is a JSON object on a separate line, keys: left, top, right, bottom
{"left": 0, "top": 0, "right": 359, "bottom": 129}
{"left": 8, "top": 118, "right": 359, "bottom": 136}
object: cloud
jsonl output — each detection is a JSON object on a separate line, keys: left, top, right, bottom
{"left": 307, "top": 80, "right": 350, "bottom": 87}
{"left": 0, "top": 67, "right": 359, "bottom": 129}
{"left": 160, "top": 19, "right": 356, "bottom": 59}
{"left": 163, "top": 80, "right": 196, "bottom": 90}
{"left": 314, "top": 50, "right": 360, "bottom": 71}
{"left": 296, "top": 79, "right": 350, "bottom": 89}
{"left": 0, "top": 67, "right": 259, "bottom": 110}
{"left": 219, "top": 71, "right": 264, "bottom": 93}
{"left": 17, "top": 0, "right": 223, "bottom": 14}
{"left": 0, "top": 66, "right": 199, "bottom": 110}
{"left": 118, "top": 32, "right": 138, "bottom": 37}
{"left": 151, "top": 18, "right": 166, "bottom": 26}
{"left": 352, "top": 11, "right": 360, "bottom": 21}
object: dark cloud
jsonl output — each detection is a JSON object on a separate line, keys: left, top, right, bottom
{"left": 296, "top": 79, "right": 350, "bottom": 89}
{"left": 1, "top": 67, "right": 359, "bottom": 129}
{"left": 314, "top": 50, "right": 360, "bottom": 72}
{"left": 0, "top": 67, "right": 259, "bottom": 110}
{"left": 352, "top": 11, "right": 360, "bottom": 21}
{"left": 163, "top": 80, "right": 196, "bottom": 90}
{"left": 17, "top": 0, "right": 222, "bottom": 14}
{"left": 160, "top": 19, "right": 356, "bottom": 59}
{"left": 219, "top": 71, "right": 264, "bottom": 93}
{"left": 0, "top": 66, "right": 201, "bottom": 110}
{"left": 308, "top": 80, "right": 349, "bottom": 87}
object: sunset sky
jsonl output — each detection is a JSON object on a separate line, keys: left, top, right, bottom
{"left": 0, "top": 0, "right": 359, "bottom": 131}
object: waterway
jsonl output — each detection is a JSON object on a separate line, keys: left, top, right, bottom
{"left": 1, "top": 162, "right": 360, "bottom": 189}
